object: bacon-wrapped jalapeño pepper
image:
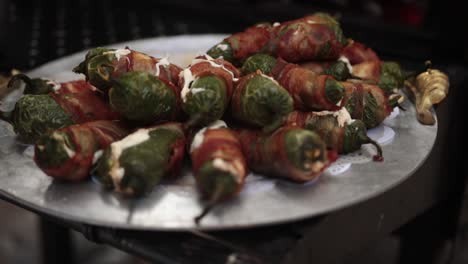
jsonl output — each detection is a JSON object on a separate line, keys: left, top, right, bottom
{"left": 231, "top": 71, "right": 293, "bottom": 132}
{"left": 342, "top": 81, "right": 399, "bottom": 128}
{"left": 179, "top": 56, "right": 240, "bottom": 127}
{"left": 300, "top": 41, "right": 404, "bottom": 93}
{"left": 285, "top": 110, "right": 382, "bottom": 159}
{"left": 73, "top": 47, "right": 181, "bottom": 91}
{"left": 109, "top": 71, "right": 180, "bottom": 124}
{"left": 242, "top": 55, "right": 345, "bottom": 111}
{"left": 34, "top": 120, "right": 129, "bottom": 181}
{"left": 189, "top": 120, "right": 247, "bottom": 222}
{"left": 94, "top": 122, "right": 185, "bottom": 196}
{"left": 2, "top": 79, "right": 119, "bottom": 143}
{"left": 237, "top": 126, "right": 336, "bottom": 182}
{"left": 207, "top": 13, "right": 347, "bottom": 63}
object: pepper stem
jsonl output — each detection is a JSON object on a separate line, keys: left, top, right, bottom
{"left": 388, "top": 94, "right": 406, "bottom": 111}
{"left": 0, "top": 111, "right": 12, "bottom": 122}
{"left": 402, "top": 60, "right": 432, "bottom": 80}
{"left": 8, "top": 74, "right": 33, "bottom": 93}
{"left": 366, "top": 137, "right": 383, "bottom": 162}
{"left": 194, "top": 183, "right": 225, "bottom": 225}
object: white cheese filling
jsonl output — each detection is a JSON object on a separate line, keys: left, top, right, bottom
{"left": 103, "top": 48, "right": 131, "bottom": 61}
{"left": 190, "top": 120, "right": 227, "bottom": 153}
{"left": 338, "top": 55, "right": 353, "bottom": 74}
{"left": 108, "top": 128, "right": 152, "bottom": 187}
{"left": 314, "top": 107, "right": 353, "bottom": 127}
{"left": 212, "top": 158, "right": 240, "bottom": 180}
{"left": 51, "top": 132, "right": 75, "bottom": 157}
{"left": 260, "top": 73, "right": 280, "bottom": 85}
{"left": 92, "top": 150, "right": 103, "bottom": 164}
{"left": 216, "top": 44, "right": 229, "bottom": 51}
{"left": 46, "top": 79, "right": 61, "bottom": 93}
{"left": 154, "top": 57, "right": 171, "bottom": 77}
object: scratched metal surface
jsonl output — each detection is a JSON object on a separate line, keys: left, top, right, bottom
{"left": 0, "top": 35, "right": 438, "bottom": 231}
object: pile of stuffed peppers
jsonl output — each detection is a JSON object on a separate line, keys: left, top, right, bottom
{"left": 1, "top": 12, "right": 423, "bottom": 223}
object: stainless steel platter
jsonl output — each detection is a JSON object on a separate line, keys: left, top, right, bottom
{"left": 0, "top": 35, "right": 438, "bottom": 230}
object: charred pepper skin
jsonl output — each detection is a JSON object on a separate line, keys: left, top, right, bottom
{"left": 74, "top": 47, "right": 182, "bottom": 92}
{"left": 231, "top": 72, "right": 293, "bottom": 132}
{"left": 237, "top": 126, "right": 336, "bottom": 182}
{"left": 109, "top": 71, "right": 180, "bottom": 124}
{"left": 6, "top": 80, "right": 120, "bottom": 143}
{"left": 94, "top": 123, "right": 185, "bottom": 197}
{"left": 34, "top": 120, "right": 129, "bottom": 181}
{"left": 207, "top": 13, "right": 347, "bottom": 63}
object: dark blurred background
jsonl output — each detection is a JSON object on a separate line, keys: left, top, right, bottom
{"left": 0, "top": 0, "right": 466, "bottom": 264}
{"left": 0, "top": 0, "right": 467, "bottom": 72}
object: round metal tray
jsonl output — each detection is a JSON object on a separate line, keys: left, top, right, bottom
{"left": 0, "top": 35, "right": 438, "bottom": 231}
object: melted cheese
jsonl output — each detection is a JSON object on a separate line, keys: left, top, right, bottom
{"left": 314, "top": 107, "right": 353, "bottom": 127}
{"left": 213, "top": 158, "right": 240, "bottom": 179}
{"left": 92, "top": 150, "right": 103, "bottom": 164}
{"left": 52, "top": 133, "right": 75, "bottom": 157}
{"left": 46, "top": 79, "right": 61, "bottom": 93}
{"left": 338, "top": 56, "right": 353, "bottom": 74}
{"left": 108, "top": 128, "right": 151, "bottom": 187}
{"left": 190, "top": 120, "right": 227, "bottom": 152}
{"left": 154, "top": 57, "right": 170, "bottom": 77}
{"left": 273, "top": 22, "right": 281, "bottom": 27}
{"left": 260, "top": 73, "right": 280, "bottom": 85}
{"left": 103, "top": 48, "right": 131, "bottom": 61}
{"left": 180, "top": 69, "right": 196, "bottom": 103}
{"left": 216, "top": 44, "right": 229, "bottom": 51}
{"left": 190, "top": 87, "right": 206, "bottom": 95}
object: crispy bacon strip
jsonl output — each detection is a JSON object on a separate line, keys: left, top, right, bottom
{"left": 34, "top": 120, "right": 129, "bottom": 181}
{"left": 50, "top": 80, "right": 120, "bottom": 123}
{"left": 272, "top": 58, "right": 343, "bottom": 111}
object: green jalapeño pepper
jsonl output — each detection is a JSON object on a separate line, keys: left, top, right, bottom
{"left": 94, "top": 122, "right": 186, "bottom": 197}
{"left": 231, "top": 71, "right": 293, "bottom": 132}
{"left": 109, "top": 71, "right": 180, "bottom": 124}
{"left": 2, "top": 79, "right": 119, "bottom": 143}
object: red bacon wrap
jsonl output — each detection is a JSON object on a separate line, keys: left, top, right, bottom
{"left": 110, "top": 49, "right": 182, "bottom": 86}
{"left": 226, "top": 25, "right": 272, "bottom": 61}
{"left": 180, "top": 56, "right": 240, "bottom": 99}
{"left": 49, "top": 80, "right": 120, "bottom": 123}
{"left": 272, "top": 15, "right": 345, "bottom": 62}
{"left": 237, "top": 127, "right": 337, "bottom": 182}
{"left": 341, "top": 40, "right": 382, "bottom": 81}
{"left": 272, "top": 58, "right": 341, "bottom": 111}
{"left": 190, "top": 128, "right": 247, "bottom": 197}
{"left": 34, "top": 120, "right": 129, "bottom": 181}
